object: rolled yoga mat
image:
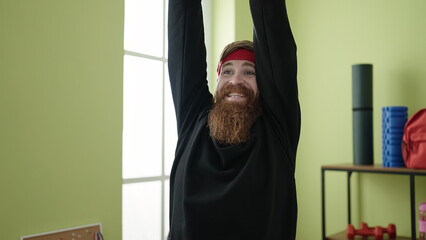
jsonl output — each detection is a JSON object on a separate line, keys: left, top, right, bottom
{"left": 352, "top": 64, "right": 373, "bottom": 165}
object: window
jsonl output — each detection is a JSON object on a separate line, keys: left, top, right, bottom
{"left": 122, "top": 0, "right": 211, "bottom": 239}
{"left": 122, "top": 0, "right": 173, "bottom": 239}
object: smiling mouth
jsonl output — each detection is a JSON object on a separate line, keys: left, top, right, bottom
{"left": 225, "top": 92, "right": 247, "bottom": 102}
{"left": 228, "top": 93, "right": 246, "bottom": 98}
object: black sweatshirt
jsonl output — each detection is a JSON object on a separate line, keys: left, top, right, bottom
{"left": 167, "top": 0, "right": 300, "bottom": 239}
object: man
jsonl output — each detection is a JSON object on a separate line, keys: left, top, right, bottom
{"left": 168, "top": 0, "right": 300, "bottom": 239}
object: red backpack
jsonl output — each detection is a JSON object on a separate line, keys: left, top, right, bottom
{"left": 402, "top": 108, "right": 426, "bottom": 169}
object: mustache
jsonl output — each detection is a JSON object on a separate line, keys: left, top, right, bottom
{"left": 215, "top": 84, "right": 255, "bottom": 103}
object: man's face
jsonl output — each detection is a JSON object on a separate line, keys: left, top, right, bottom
{"left": 216, "top": 60, "right": 258, "bottom": 102}
{"left": 209, "top": 59, "right": 261, "bottom": 145}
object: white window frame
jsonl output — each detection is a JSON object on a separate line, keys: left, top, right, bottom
{"left": 122, "top": 1, "right": 212, "bottom": 240}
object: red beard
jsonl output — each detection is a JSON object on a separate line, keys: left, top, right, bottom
{"left": 208, "top": 84, "right": 262, "bottom": 146}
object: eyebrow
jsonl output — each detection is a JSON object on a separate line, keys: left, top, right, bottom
{"left": 221, "top": 62, "right": 233, "bottom": 69}
{"left": 221, "top": 61, "right": 255, "bottom": 69}
{"left": 242, "top": 62, "right": 255, "bottom": 68}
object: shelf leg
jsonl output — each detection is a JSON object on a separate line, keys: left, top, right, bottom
{"left": 410, "top": 175, "right": 416, "bottom": 240}
{"left": 347, "top": 171, "right": 352, "bottom": 225}
{"left": 322, "top": 168, "right": 326, "bottom": 240}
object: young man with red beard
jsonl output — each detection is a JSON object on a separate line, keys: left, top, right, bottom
{"left": 209, "top": 41, "right": 262, "bottom": 146}
{"left": 168, "top": 0, "right": 300, "bottom": 239}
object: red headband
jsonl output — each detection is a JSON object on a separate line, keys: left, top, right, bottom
{"left": 217, "top": 48, "right": 255, "bottom": 76}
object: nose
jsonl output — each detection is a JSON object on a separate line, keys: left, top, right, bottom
{"left": 229, "top": 73, "right": 244, "bottom": 85}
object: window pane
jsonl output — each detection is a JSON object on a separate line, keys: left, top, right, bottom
{"left": 164, "top": 0, "right": 169, "bottom": 56}
{"left": 124, "top": 0, "right": 163, "bottom": 57}
{"left": 164, "top": 179, "right": 170, "bottom": 239}
{"left": 164, "top": 66, "right": 177, "bottom": 176}
{"left": 123, "top": 55, "right": 162, "bottom": 178}
{"left": 123, "top": 182, "right": 162, "bottom": 240}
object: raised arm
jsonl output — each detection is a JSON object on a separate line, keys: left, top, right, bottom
{"left": 250, "top": 0, "right": 300, "bottom": 158}
{"left": 168, "top": 0, "right": 212, "bottom": 136}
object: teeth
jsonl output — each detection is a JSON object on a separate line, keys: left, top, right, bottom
{"left": 228, "top": 93, "right": 244, "bottom": 97}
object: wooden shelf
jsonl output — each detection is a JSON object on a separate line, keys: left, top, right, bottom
{"left": 326, "top": 231, "right": 411, "bottom": 240}
{"left": 326, "top": 230, "right": 413, "bottom": 240}
{"left": 322, "top": 163, "right": 426, "bottom": 240}
{"left": 322, "top": 164, "right": 426, "bottom": 175}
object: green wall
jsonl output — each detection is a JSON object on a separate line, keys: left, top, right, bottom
{"left": 210, "top": 0, "right": 235, "bottom": 87}
{"left": 289, "top": 0, "right": 426, "bottom": 238}
{"left": 213, "top": 0, "right": 426, "bottom": 239}
{"left": 210, "top": 0, "right": 253, "bottom": 88}
{"left": 0, "top": 0, "right": 123, "bottom": 239}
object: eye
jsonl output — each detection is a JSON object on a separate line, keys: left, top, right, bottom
{"left": 245, "top": 70, "right": 256, "bottom": 76}
{"left": 222, "top": 69, "right": 232, "bottom": 75}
